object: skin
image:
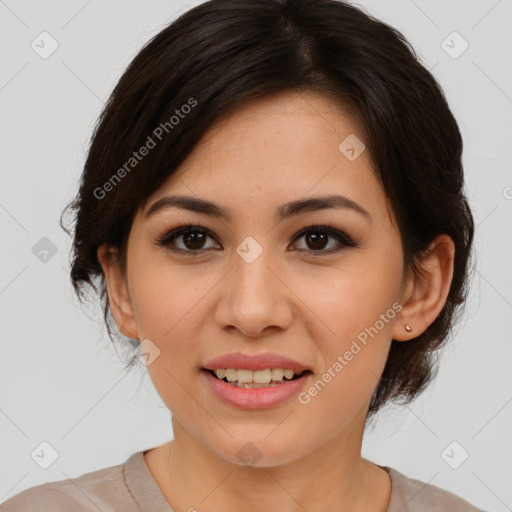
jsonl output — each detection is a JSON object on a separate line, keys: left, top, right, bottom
{"left": 98, "top": 90, "right": 455, "bottom": 512}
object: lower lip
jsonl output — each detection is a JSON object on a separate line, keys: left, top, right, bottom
{"left": 201, "top": 370, "right": 312, "bottom": 410}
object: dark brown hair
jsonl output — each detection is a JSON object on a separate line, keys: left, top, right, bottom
{"left": 61, "top": 0, "right": 475, "bottom": 418}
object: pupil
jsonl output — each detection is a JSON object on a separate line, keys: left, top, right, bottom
{"left": 307, "top": 232, "right": 327, "bottom": 250}
{"left": 184, "top": 231, "right": 205, "bottom": 249}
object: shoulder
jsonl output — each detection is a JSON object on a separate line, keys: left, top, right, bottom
{"left": 0, "top": 455, "right": 132, "bottom": 512}
{"left": 0, "top": 486, "right": 84, "bottom": 512}
{"left": 384, "top": 466, "right": 486, "bottom": 512}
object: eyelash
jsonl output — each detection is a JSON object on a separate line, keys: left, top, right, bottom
{"left": 155, "top": 221, "right": 358, "bottom": 257}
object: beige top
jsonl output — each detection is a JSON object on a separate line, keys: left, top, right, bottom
{"left": 0, "top": 450, "right": 484, "bottom": 511}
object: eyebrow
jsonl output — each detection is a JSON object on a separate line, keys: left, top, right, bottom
{"left": 145, "top": 194, "right": 372, "bottom": 223}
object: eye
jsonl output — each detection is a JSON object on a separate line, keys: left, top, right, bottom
{"left": 155, "top": 223, "right": 220, "bottom": 254}
{"left": 155, "top": 222, "right": 357, "bottom": 256}
{"left": 291, "top": 223, "right": 357, "bottom": 254}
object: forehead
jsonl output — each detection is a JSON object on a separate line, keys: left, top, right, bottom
{"left": 141, "top": 90, "right": 389, "bottom": 227}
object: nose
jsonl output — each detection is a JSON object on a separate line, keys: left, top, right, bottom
{"left": 214, "top": 244, "right": 293, "bottom": 338}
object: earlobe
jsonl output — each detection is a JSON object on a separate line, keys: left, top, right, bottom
{"left": 393, "top": 234, "right": 455, "bottom": 342}
{"left": 97, "top": 243, "right": 139, "bottom": 339}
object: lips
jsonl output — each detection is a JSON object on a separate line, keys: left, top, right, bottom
{"left": 201, "top": 368, "right": 313, "bottom": 409}
{"left": 200, "top": 352, "right": 313, "bottom": 409}
{"left": 202, "top": 352, "right": 312, "bottom": 373}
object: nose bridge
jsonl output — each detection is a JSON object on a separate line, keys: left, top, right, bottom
{"left": 235, "top": 236, "right": 274, "bottom": 295}
{"left": 216, "top": 235, "right": 291, "bottom": 336}
{"left": 233, "top": 235, "right": 278, "bottom": 308}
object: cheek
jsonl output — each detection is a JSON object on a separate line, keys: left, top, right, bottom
{"left": 330, "top": 239, "right": 403, "bottom": 340}
{"left": 129, "top": 259, "right": 215, "bottom": 339}
{"left": 294, "top": 281, "right": 398, "bottom": 433}
{"left": 298, "top": 246, "right": 402, "bottom": 389}
{"left": 326, "top": 279, "right": 399, "bottom": 350}
{"left": 294, "top": 256, "right": 401, "bottom": 348}
{"left": 127, "top": 262, "right": 217, "bottom": 389}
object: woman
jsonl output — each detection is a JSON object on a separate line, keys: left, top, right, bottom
{"left": 1, "top": 0, "right": 483, "bottom": 510}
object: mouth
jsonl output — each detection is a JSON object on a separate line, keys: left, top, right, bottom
{"left": 200, "top": 352, "right": 314, "bottom": 408}
{"left": 203, "top": 368, "right": 313, "bottom": 388}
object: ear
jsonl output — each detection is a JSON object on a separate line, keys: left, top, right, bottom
{"left": 392, "top": 234, "right": 455, "bottom": 342}
{"left": 97, "top": 243, "right": 139, "bottom": 339}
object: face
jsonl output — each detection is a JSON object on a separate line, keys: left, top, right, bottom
{"left": 102, "top": 90, "right": 413, "bottom": 467}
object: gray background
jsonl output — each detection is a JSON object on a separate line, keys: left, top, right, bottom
{"left": 1, "top": 1, "right": 511, "bottom": 510}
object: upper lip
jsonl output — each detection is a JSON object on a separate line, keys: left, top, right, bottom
{"left": 203, "top": 352, "right": 311, "bottom": 373}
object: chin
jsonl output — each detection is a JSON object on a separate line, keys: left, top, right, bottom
{"left": 209, "top": 435, "right": 309, "bottom": 468}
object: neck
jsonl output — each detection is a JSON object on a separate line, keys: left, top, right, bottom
{"left": 149, "top": 413, "right": 391, "bottom": 512}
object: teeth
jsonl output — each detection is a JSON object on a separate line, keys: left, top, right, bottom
{"left": 283, "top": 369, "right": 295, "bottom": 380}
{"left": 213, "top": 368, "right": 302, "bottom": 384}
{"left": 254, "top": 369, "right": 271, "bottom": 383}
{"left": 237, "top": 369, "right": 254, "bottom": 383}
{"left": 225, "top": 368, "right": 237, "bottom": 382}
{"left": 271, "top": 368, "right": 284, "bottom": 381}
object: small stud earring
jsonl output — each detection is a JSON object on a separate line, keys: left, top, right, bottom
{"left": 404, "top": 324, "right": 413, "bottom": 333}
